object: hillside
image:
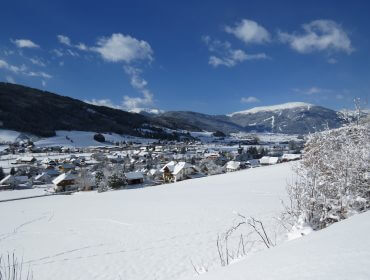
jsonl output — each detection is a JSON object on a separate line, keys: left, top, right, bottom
{"left": 0, "top": 83, "right": 200, "bottom": 138}
{"left": 0, "top": 163, "right": 292, "bottom": 280}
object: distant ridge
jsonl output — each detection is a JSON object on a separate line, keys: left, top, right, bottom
{"left": 0, "top": 82, "right": 349, "bottom": 137}
{"left": 228, "top": 102, "right": 313, "bottom": 116}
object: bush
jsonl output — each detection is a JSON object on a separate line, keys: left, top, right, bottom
{"left": 213, "top": 131, "right": 226, "bottom": 137}
{"left": 0, "top": 167, "right": 4, "bottom": 181}
{"left": 93, "top": 133, "right": 105, "bottom": 143}
{"left": 284, "top": 124, "right": 370, "bottom": 230}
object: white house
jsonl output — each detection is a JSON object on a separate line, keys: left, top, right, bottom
{"left": 172, "top": 162, "right": 199, "bottom": 182}
{"left": 225, "top": 161, "right": 241, "bottom": 172}
{"left": 260, "top": 156, "right": 280, "bottom": 165}
{"left": 52, "top": 173, "right": 77, "bottom": 192}
{"left": 281, "top": 154, "right": 302, "bottom": 162}
{"left": 247, "top": 159, "right": 260, "bottom": 168}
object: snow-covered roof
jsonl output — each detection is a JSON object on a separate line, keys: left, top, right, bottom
{"left": 125, "top": 172, "right": 144, "bottom": 180}
{"left": 226, "top": 161, "right": 241, "bottom": 170}
{"left": 52, "top": 173, "right": 77, "bottom": 185}
{"left": 35, "top": 172, "right": 50, "bottom": 180}
{"left": 161, "top": 161, "right": 177, "bottom": 172}
{"left": 260, "top": 156, "right": 279, "bottom": 164}
{"left": 173, "top": 162, "right": 192, "bottom": 175}
{"left": 282, "top": 154, "right": 302, "bottom": 160}
{"left": 17, "top": 156, "right": 36, "bottom": 162}
{"left": 228, "top": 102, "right": 313, "bottom": 116}
{"left": 0, "top": 175, "right": 14, "bottom": 185}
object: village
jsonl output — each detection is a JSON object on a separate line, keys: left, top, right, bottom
{"left": 0, "top": 134, "right": 304, "bottom": 195}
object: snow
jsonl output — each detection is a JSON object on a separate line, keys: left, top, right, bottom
{"left": 0, "top": 163, "right": 292, "bottom": 280}
{"left": 228, "top": 102, "right": 313, "bottom": 116}
{"left": 34, "top": 130, "right": 156, "bottom": 148}
{"left": 187, "top": 211, "right": 370, "bottom": 280}
{"left": 0, "top": 129, "right": 23, "bottom": 143}
{"left": 0, "top": 188, "right": 47, "bottom": 200}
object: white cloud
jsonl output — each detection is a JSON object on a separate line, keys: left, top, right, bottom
{"left": 41, "top": 80, "right": 46, "bottom": 87}
{"left": 51, "top": 49, "right": 64, "bottom": 57}
{"left": 57, "top": 35, "right": 72, "bottom": 46}
{"left": 84, "top": 99, "right": 122, "bottom": 109}
{"left": 76, "top": 43, "right": 88, "bottom": 51}
{"left": 241, "top": 96, "right": 260, "bottom": 103}
{"left": 26, "top": 71, "right": 52, "bottom": 79}
{"left": 225, "top": 19, "right": 271, "bottom": 44}
{"left": 92, "top": 33, "right": 153, "bottom": 63}
{"left": 30, "top": 57, "right": 46, "bottom": 67}
{"left": 278, "top": 20, "right": 353, "bottom": 54}
{"left": 5, "top": 76, "right": 15, "bottom": 83}
{"left": 336, "top": 94, "right": 344, "bottom": 99}
{"left": 203, "top": 36, "right": 268, "bottom": 67}
{"left": 66, "top": 49, "right": 79, "bottom": 57}
{"left": 122, "top": 65, "right": 154, "bottom": 110}
{"left": 0, "top": 59, "right": 27, "bottom": 74}
{"left": 11, "top": 39, "right": 39, "bottom": 48}
{"left": 0, "top": 59, "right": 52, "bottom": 80}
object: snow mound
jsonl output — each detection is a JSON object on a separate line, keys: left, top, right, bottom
{"left": 228, "top": 102, "right": 314, "bottom": 116}
{"left": 189, "top": 211, "right": 370, "bottom": 280}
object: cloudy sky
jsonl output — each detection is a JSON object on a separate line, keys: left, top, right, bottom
{"left": 0, "top": 0, "right": 369, "bottom": 114}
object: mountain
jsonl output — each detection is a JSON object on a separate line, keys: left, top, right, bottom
{"left": 0, "top": 82, "right": 200, "bottom": 138}
{"left": 149, "top": 102, "right": 348, "bottom": 135}
{"left": 154, "top": 111, "right": 245, "bottom": 134}
{"left": 227, "top": 102, "right": 347, "bottom": 134}
{"left": 0, "top": 82, "right": 350, "bottom": 137}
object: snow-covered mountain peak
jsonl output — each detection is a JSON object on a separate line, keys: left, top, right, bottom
{"left": 228, "top": 102, "right": 314, "bottom": 116}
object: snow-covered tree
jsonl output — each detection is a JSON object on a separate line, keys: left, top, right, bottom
{"left": 285, "top": 123, "right": 370, "bottom": 230}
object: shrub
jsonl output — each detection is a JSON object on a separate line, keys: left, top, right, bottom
{"left": 284, "top": 124, "right": 370, "bottom": 230}
{"left": 93, "top": 133, "right": 105, "bottom": 143}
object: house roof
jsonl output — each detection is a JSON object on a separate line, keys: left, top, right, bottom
{"left": 0, "top": 175, "right": 14, "bottom": 184}
{"left": 125, "top": 172, "right": 144, "bottom": 180}
{"left": 161, "top": 161, "right": 177, "bottom": 172}
{"left": 52, "top": 173, "right": 77, "bottom": 185}
{"left": 173, "top": 162, "right": 192, "bottom": 175}
{"left": 226, "top": 161, "right": 241, "bottom": 170}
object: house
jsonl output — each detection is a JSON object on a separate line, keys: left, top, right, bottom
{"left": 0, "top": 175, "right": 30, "bottom": 189}
{"left": 172, "top": 162, "right": 199, "bottom": 182}
{"left": 246, "top": 159, "right": 260, "bottom": 168}
{"left": 125, "top": 172, "right": 144, "bottom": 185}
{"left": 147, "top": 169, "right": 162, "bottom": 181}
{"left": 52, "top": 173, "right": 77, "bottom": 192}
{"left": 281, "top": 154, "right": 302, "bottom": 162}
{"left": 16, "top": 156, "right": 36, "bottom": 164}
{"left": 58, "top": 163, "right": 75, "bottom": 173}
{"left": 34, "top": 172, "right": 52, "bottom": 184}
{"left": 0, "top": 175, "right": 16, "bottom": 189}
{"left": 259, "top": 156, "right": 280, "bottom": 165}
{"left": 225, "top": 161, "right": 241, "bottom": 172}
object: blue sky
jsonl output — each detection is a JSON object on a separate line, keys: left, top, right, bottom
{"left": 0, "top": 0, "right": 369, "bottom": 114}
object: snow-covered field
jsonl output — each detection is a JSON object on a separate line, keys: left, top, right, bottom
{"left": 188, "top": 211, "right": 370, "bottom": 280}
{"left": 0, "top": 163, "right": 292, "bottom": 280}
{"left": 34, "top": 130, "right": 156, "bottom": 147}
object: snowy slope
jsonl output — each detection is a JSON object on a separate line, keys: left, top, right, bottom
{"left": 0, "top": 163, "right": 292, "bottom": 280}
{"left": 188, "top": 211, "right": 370, "bottom": 280}
{"left": 0, "top": 129, "right": 24, "bottom": 143}
{"left": 34, "top": 130, "right": 156, "bottom": 147}
{"left": 228, "top": 102, "right": 313, "bottom": 116}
